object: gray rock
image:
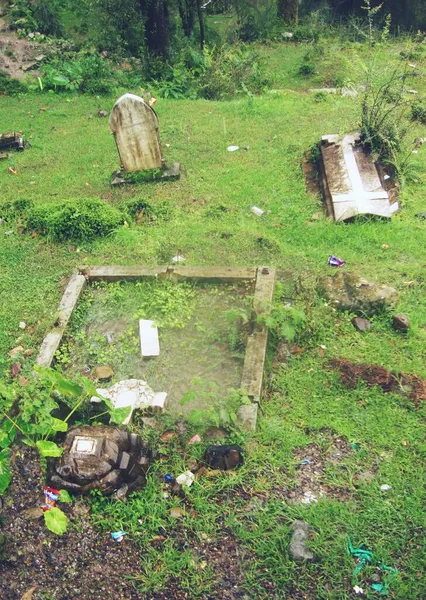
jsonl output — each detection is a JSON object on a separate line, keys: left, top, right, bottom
{"left": 237, "top": 404, "right": 258, "bottom": 431}
{"left": 319, "top": 272, "right": 398, "bottom": 315}
{"left": 392, "top": 313, "right": 410, "bottom": 332}
{"left": 288, "top": 520, "right": 314, "bottom": 562}
{"left": 351, "top": 316, "right": 372, "bottom": 332}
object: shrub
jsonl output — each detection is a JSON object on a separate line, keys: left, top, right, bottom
{"left": 0, "top": 71, "right": 28, "bottom": 95}
{"left": 411, "top": 101, "right": 426, "bottom": 124}
{"left": 38, "top": 54, "right": 115, "bottom": 94}
{"left": 25, "top": 199, "right": 124, "bottom": 242}
{"left": 195, "top": 44, "right": 269, "bottom": 100}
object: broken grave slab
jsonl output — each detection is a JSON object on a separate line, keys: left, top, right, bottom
{"left": 320, "top": 133, "right": 393, "bottom": 221}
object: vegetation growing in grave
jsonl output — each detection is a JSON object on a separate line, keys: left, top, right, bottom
{"left": 24, "top": 198, "right": 125, "bottom": 242}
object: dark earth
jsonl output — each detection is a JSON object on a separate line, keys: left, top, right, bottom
{"left": 0, "top": 446, "right": 254, "bottom": 600}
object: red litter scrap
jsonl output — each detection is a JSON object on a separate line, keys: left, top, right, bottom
{"left": 42, "top": 486, "right": 60, "bottom": 511}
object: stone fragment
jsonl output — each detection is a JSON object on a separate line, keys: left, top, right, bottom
{"left": 392, "top": 313, "right": 410, "bottom": 332}
{"left": 109, "top": 93, "right": 162, "bottom": 172}
{"left": 351, "top": 316, "right": 372, "bottom": 332}
{"left": 319, "top": 272, "right": 398, "bottom": 315}
{"left": 288, "top": 520, "right": 314, "bottom": 562}
{"left": 94, "top": 366, "right": 113, "bottom": 380}
{"left": 139, "top": 319, "right": 160, "bottom": 357}
{"left": 237, "top": 404, "right": 258, "bottom": 431}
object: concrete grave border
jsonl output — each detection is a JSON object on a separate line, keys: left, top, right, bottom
{"left": 36, "top": 265, "right": 276, "bottom": 431}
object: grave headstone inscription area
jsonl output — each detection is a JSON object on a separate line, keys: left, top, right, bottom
{"left": 37, "top": 267, "right": 275, "bottom": 430}
{"left": 109, "top": 93, "right": 180, "bottom": 183}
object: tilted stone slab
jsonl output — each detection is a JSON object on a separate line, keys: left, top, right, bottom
{"left": 36, "top": 272, "right": 86, "bottom": 367}
{"left": 321, "top": 133, "right": 391, "bottom": 221}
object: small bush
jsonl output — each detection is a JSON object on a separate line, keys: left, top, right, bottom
{"left": 0, "top": 71, "right": 28, "bottom": 95}
{"left": 411, "top": 101, "right": 426, "bottom": 124}
{"left": 38, "top": 54, "right": 115, "bottom": 94}
{"left": 0, "top": 199, "right": 33, "bottom": 219}
{"left": 299, "top": 64, "right": 316, "bottom": 77}
{"left": 25, "top": 199, "right": 124, "bottom": 242}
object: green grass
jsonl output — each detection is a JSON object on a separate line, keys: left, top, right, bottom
{"left": 1, "top": 38, "right": 426, "bottom": 599}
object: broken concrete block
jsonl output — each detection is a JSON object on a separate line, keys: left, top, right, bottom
{"left": 289, "top": 521, "right": 314, "bottom": 561}
{"left": 139, "top": 319, "right": 160, "bottom": 357}
{"left": 237, "top": 404, "right": 258, "bottom": 431}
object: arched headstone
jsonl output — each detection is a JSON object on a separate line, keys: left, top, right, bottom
{"left": 109, "top": 93, "right": 162, "bottom": 172}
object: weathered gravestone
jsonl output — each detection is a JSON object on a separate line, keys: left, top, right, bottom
{"left": 320, "top": 133, "right": 397, "bottom": 222}
{"left": 109, "top": 93, "right": 179, "bottom": 183}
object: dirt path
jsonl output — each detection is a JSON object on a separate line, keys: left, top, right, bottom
{"left": 0, "top": 3, "right": 43, "bottom": 80}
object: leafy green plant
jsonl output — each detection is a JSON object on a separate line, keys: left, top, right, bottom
{"left": 0, "top": 368, "right": 129, "bottom": 493}
{"left": 133, "top": 280, "right": 196, "bottom": 329}
{"left": 25, "top": 198, "right": 124, "bottom": 242}
{"left": 182, "top": 383, "right": 250, "bottom": 430}
{"left": 359, "top": 1, "right": 413, "bottom": 160}
{"left": 411, "top": 101, "right": 426, "bottom": 124}
{"left": 44, "top": 506, "right": 68, "bottom": 535}
{"left": 0, "top": 71, "right": 28, "bottom": 95}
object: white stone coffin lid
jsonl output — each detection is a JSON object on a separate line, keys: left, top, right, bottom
{"left": 109, "top": 93, "right": 162, "bottom": 172}
{"left": 321, "top": 133, "right": 391, "bottom": 221}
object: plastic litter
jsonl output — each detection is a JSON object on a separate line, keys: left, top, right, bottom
{"left": 171, "top": 255, "right": 185, "bottom": 264}
{"left": 43, "top": 486, "right": 60, "bottom": 510}
{"left": 19, "top": 321, "right": 26, "bottom": 329}
{"left": 328, "top": 255, "right": 345, "bottom": 267}
{"left": 347, "top": 537, "right": 373, "bottom": 575}
{"left": 189, "top": 434, "right": 201, "bottom": 444}
{"left": 299, "top": 459, "right": 312, "bottom": 465}
{"left": 227, "top": 145, "right": 239, "bottom": 152}
{"left": 353, "top": 586, "right": 364, "bottom": 595}
{"left": 251, "top": 206, "right": 264, "bottom": 216}
{"left": 164, "top": 474, "right": 174, "bottom": 483}
{"left": 111, "top": 531, "right": 126, "bottom": 542}
{"left": 176, "top": 471, "right": 195, "bottom": 488}
{"left": 380, "top": 484, "right": 392, "bottom": 492}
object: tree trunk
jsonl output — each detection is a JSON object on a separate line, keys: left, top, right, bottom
{"left": 140, "top": 0, "right": 169, "bottom": 57}
{"left": 277, "top": 0, "right": 299, "bottom": 24}
{"left": 177, "top": 0, "right": 195, "bottom": 37}
{"left": 196, "top": 0, "right": 205, "bottom": 51}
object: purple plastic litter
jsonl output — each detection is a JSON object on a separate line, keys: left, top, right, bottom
{"left": 328, "top": 255, "right": 345, "bottom": 267}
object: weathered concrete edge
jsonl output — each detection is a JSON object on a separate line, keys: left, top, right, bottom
{"left": 78, "top": 265, "right": 257, "bottom": 284}
{"left": 36, "top": 272, "right": 86, "bottom": 367}
{"left": 238, "top": 266, "right": 276, "bottom": 431}
{"left": 319, "top": 145, "right": 336, "bottom": 220}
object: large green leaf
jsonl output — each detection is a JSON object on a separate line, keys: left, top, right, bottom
{"left": 59, "top": 489, "right": 73, "bottom": 504}
{"left": 50, "top": 418, "right": 68, "bottom": 433}
{"left": 109, "top": 406, "right": 132, "bottom": 425}
{"left": 44, "top": 507, "right": 68, "bottom": 535}
{"left": 36, "top": 367, "right": 83, "bottom": 398}
{"left": 0, "top": 448, "right": 12, "bottom": 493}
{"left": 36, "top": 440, "right": 63, "bottom": 457}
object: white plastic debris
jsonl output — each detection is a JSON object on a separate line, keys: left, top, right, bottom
{"left": 139, "top": 319, "right": 160, "bottom": 357}
{"left": 176, "top": 471, "right": 195, "bottom": 488}
{"left": 283, "top": 31, "right": 294, "bottom": 39}
{"left": 384, "top": 174, "right": 390, "bottom": 180}
{"left": 18, "top": 321, "right": 26, "bottom": 329}
{"left": 380, "top": 484, "right": 392, "bottom": 492}
{"left": 407, "top": 89, "right": 418, "bottom": 94}
{"left": 171, "top": 255, "right": 185, "bottom": 264}
{"left": 301, "top": 491, "right": 318, "bottom": 505}
{"left": 353, "top": 586, "right": 364, "bottom": 595}
{"left": 227, "top": 145, "right": 239, "bottom": 152}
{"left": 91, "top": 379, "right": 167, "bottom": 424}
{"left": 251, "top": 206, "right": 264, "bottom": 216}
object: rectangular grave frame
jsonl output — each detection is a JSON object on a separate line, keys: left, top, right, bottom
{"left": 36, "top": 265, "right": 276, "bottom": 431}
